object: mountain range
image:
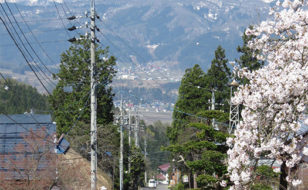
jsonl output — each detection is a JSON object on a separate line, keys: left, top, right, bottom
{"left": 0, "top": 0, "right": 272, "bottom": 76}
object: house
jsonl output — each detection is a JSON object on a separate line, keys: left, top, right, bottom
{"left": 157, "top": 163, "right": 170, "bottom": 183}
{"left": 0, "top": 114, "right": 57, "bottom": 182}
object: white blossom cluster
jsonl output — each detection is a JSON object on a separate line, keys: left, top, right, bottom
{"left": 226, "top": 0, "right": 308, "bottom": 189}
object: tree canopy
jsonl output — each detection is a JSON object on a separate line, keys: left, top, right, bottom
{"left": 169, "top": 64, "right": 209, "bottom": 143}
{"left": 227, "top": 1, "right": 308, "bottom": 189}
{"left": 49, "top": 39, "right": 116, "bottom": 134}
{"left": 205, "top": 45, "right": 231, "bottom": 112}
{"left": 167, "top": 46, "right": 232, "bottom": 188}
{"left": 236, "top": 26, "right": 265, "bottom": 85}
{"left": 0, "top": 78, "right": 48, "bottom": 114}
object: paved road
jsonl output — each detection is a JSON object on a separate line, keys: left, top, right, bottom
{"left": 141, "top": 184, "right": 168, "bottom": 190}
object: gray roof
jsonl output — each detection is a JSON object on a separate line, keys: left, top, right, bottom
{"left": 0, "top": 114, "right": 56, "bottom": 180}
{"left": 0, "top": 114, "right": 52, "bottom": 124}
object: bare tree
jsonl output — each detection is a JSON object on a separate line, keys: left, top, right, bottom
{"left": 0, "top": 127, "right": 57, "bottom": 190}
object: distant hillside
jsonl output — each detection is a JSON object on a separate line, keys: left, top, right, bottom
{"left": 113, "top": 81, "right": 179, "bottom": 105}
{"left": 0, "top": 78, "right": 49, "bottom": 114}
{"left": 0, "top": 0, "right": 271, "bottom": 74}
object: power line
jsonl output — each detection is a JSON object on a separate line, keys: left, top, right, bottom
{"left": 0, "top": 4, "right": 51, "bottom": 84}
{"left": 14, "top": 3, "right": 58, "bottom": 70}
{"left": 0, "top": 72, "right": 9, "bottom": 84}
{"left": 62, "top": 0, "right": 74, "bottom": 17}
{"left": 116, "top": 88, "right": 227, "bottom": 126}
{"left": 95, "top": 29, "right": 178, "bottom": 94}
{"left": 172, "top": 109, "right": 228, "bottom": 127}
{"left": 60, "top": 0, "right": 89, "bottom": 42}
{"left": 97, "top": 32, "right": 224, "bottom": 127}
{"left": 0, "top": 7, "right": 55, "bottom": 90}
{"left": 4, "top": 2, "right": 57, "bottom": 85}
{"left": 2, "top": 48, "right": 112, "bottom": 142}
{"left": 59, "top": 1, "right": 171, "bottom": 102}
{"left": 0, "top": 17, "right": 61, "bottom": 24}
{"left": 1, "top": 4, "right": 111, "bottom": 172}
{"left": 0, "top": 74, "right": 94, "bottom": 155}
{"left": 52, "top": 0, "right": 70, "bottom": 38}
{"left": 0, "top": 39, "right": 68, "bottom": 47}
{"left": 0, "top": 73, "right": 94, "bottom": 153}
{"left": 97, "top": 30, "right": 221, "bottom": 129}
{"left": 0, "top": 112, "right": 76, "bottom": 156}
{"left": 0, "top": 28, "right": 64, "bottom": 36}
{"left": 58, "top": 0, "right": 83, "bottom": 37}
{"left": 0, "top": 12, "right": 51, "bottom": 95}
{"left": 0, "top": 113, "right": 56, "bottom": 145}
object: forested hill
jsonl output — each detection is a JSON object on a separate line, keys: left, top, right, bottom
{"left": 0, "top": 78, "right": 49, "bottom": 114}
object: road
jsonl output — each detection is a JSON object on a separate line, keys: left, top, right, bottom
{"left": 141, "top": 184, "right": 168, "bottom": 190}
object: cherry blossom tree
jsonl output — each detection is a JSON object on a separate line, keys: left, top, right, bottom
{"left": 226, "top": 0, "right": 308, "bottom": 189}
{"left": 0, "top": 127, "right": 57, "bottom": 190}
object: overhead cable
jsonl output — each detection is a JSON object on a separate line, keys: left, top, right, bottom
{"left": 0, "top": 15, "right": 51, "bottom": 95}
{"left": 0, "top": 5, "right": 55, "bottom": 89}
{"left": 14, "top": 3, "right": 58, "bottom": 72}
{"left": 4, "top": 2, "right": 57, "bottom": 85}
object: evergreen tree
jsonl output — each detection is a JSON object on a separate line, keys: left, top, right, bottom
{"left": 167, "top": 59, "right": 232, "bottom": 188}
{"left": 165, "top": 122, "right": 229, "bottom": 189}
{"left": 236, "top": 27, "right": 265, "bottom": 84}
{"left": 185, "top": 123, "right": 228, "bottom": 189}
{"left": 128, "top": 145, "right": 145, "bottom": 190}
{"left": 167, "top": 47, "right": 233, "bottom": 188}
{"left": 237, "top": 27, "right": 265, "bottom": 71}
{"left": 49, "top": 39, "right": 116, "bottom": 134}
{"left": 168, "top": 64, "right": 209, "bottom": 143}
{"left": 0, "top": 78, "right": 48, "bottom": 114}
{"left": 205, "top": 45, "right": 231, "bottom": 112}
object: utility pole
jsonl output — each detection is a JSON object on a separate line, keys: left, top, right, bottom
{"left": 119, "top": 98, "right": 124, "bottom": 190}
{"left": 134, "top": 109, "right": 139, "bottom": 148}
{"left": 128, "top": 109, "right": 131, "bottom": 173}
{"left": 90, "top": 0, "right": 97, "bottom": 189}
{"left": 144, "top": 124, "right": 147, "bottom": 185}
{"left": 211, "top": 89, "right": 216, "bottom": 129}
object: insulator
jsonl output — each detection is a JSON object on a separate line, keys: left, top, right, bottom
{"left": 96, "top": 27, "right": 100, "bottom": 32}
{"left": 68, "top": 26, "right": 77, "bottom": 31}
{"left": 68, "top": 37, "right": 77, "bottom": 42}
{"left": 84, "top": 11, "right": 89, "bottom": 17}
{"left": 67, "top": 16, "right": 76, "bottom": 20}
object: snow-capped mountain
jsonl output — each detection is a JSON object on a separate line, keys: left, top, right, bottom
{"left": 0, "top": 0, "right": 272, "bottom": 73}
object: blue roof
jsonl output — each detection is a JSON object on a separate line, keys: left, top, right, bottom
{"left": 0, "top": 114, "right": 52, "bottom": 124}
{"left": 56, "top": 137, "right": 70, "bottom": 154}
{"left": 0, "top": 114, "right": 56, "bottom": 180}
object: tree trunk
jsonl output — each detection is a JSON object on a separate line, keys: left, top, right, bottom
{"left": 279, "top": 161, "right": 288, "bottom": 190}
{"left": 193, "top": 173, "right": 198, "bottom": 188}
